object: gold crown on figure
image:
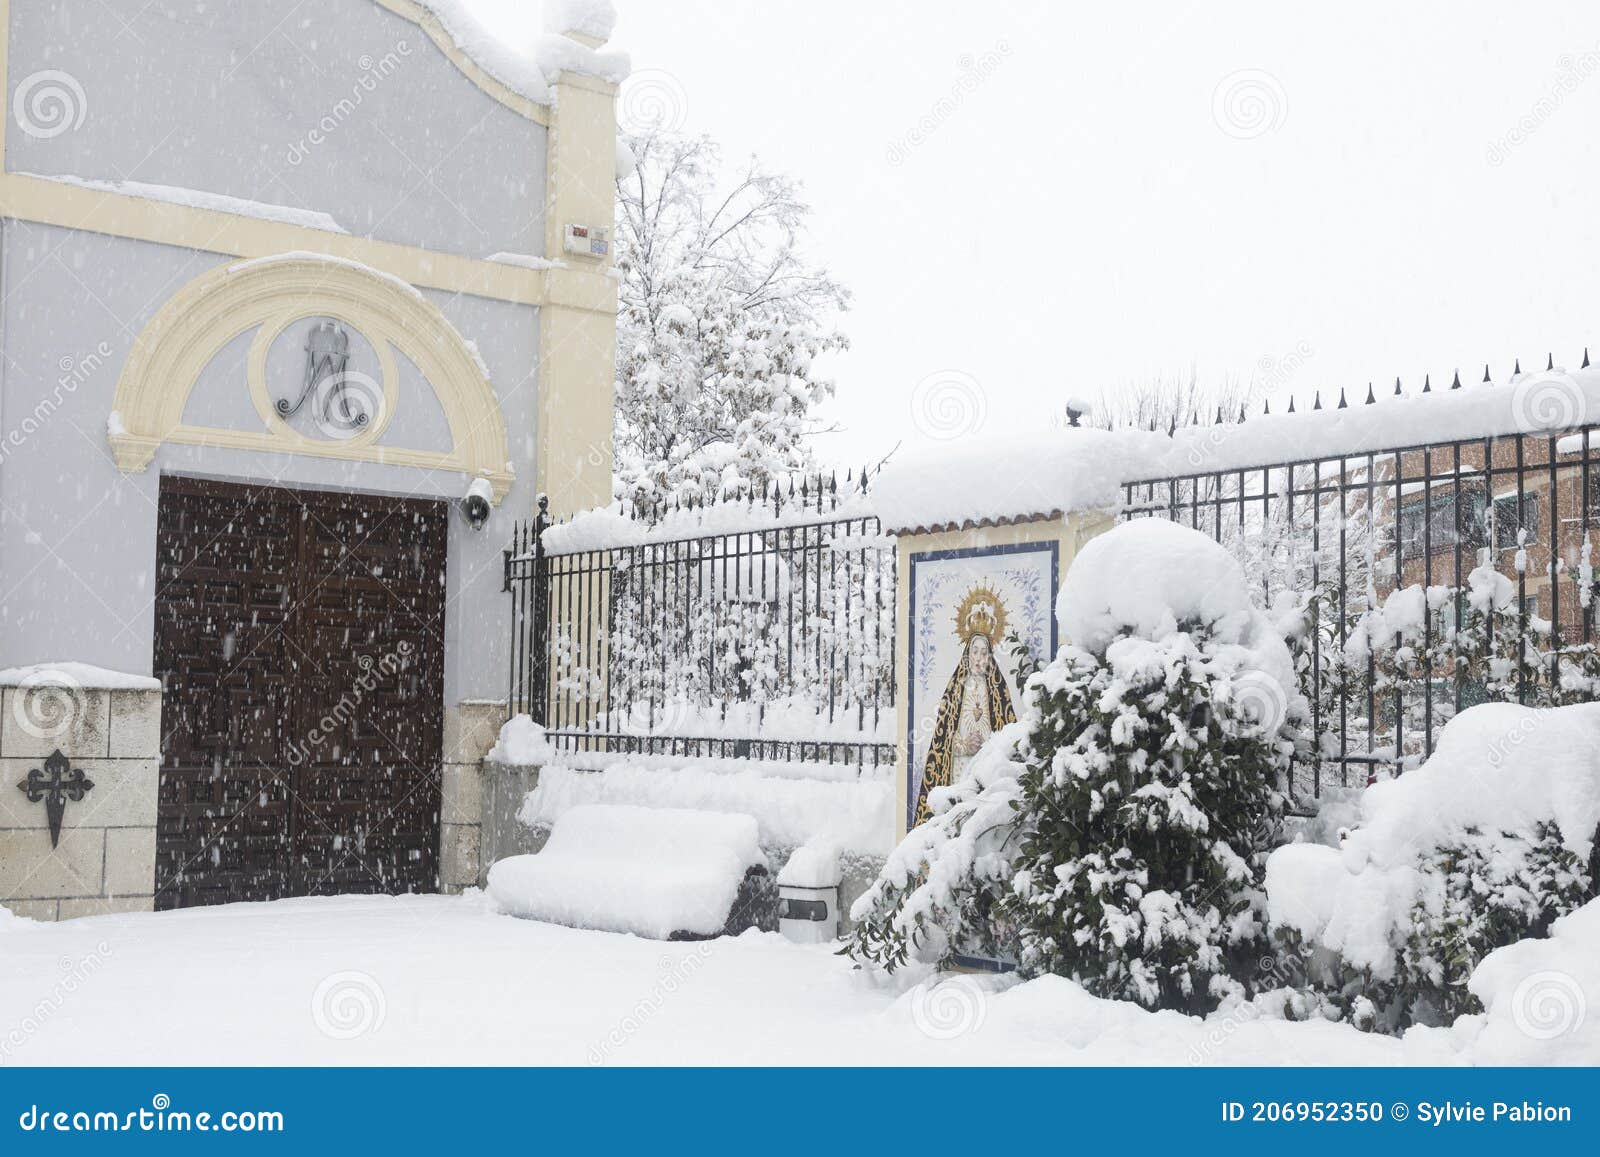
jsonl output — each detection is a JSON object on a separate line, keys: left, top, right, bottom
{"left": 954, "top": 583, "right": 1008, "bottom": 644}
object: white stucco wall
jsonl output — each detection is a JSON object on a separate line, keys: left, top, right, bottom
{"left": 0, "top": 220, "right": 538, "bottom": 702}
{"left": 5, "top": 0, "right": 547, "bottom": 259}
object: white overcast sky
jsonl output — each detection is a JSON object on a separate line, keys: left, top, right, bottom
{"left": 467, "top": 0, "right": 1600, "bottom": 467}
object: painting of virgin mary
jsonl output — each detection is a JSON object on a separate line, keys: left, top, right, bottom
{"left": 912, "top": 584, "right": 1017, "bottom": 826}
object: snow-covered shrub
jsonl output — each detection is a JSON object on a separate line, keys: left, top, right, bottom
{"left": 846, "top": 717, "right": 1032, "bottom": 971}
{"left": 1266, "top": 701, "right": 1600, "bottom": 1032}
{"left": 1395, "top": 822, "right": 1589, "bottom": 1023}
{"left": 850, "top": 521, "right": 1304, "bottom": 1014}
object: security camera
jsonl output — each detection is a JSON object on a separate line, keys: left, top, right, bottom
{"left": 461, "top": 477, "right": 493, "bottom": 530}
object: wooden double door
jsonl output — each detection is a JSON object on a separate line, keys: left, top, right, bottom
{"left": 152, "top": 476, "right": 447, "bottom": 909}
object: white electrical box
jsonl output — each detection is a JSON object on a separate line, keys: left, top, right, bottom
{"left": 562, "top": 223, "right": 610, "bottom": 258}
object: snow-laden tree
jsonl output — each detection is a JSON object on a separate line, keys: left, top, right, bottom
{"left": 613, "top": 129, "right": 849, "bottom": 511}
{"left": 850, "top": 522, "right": 1304, "bottom": 1015}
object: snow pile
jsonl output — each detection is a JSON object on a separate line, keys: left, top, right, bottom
{"left": 1266, "top": 701, "right": 1600, "bottom": 977}
{"left": 1439, "top": 898, "right": 1600, "bottom": 1064}
{"left": 541, "top": 0, "right": 618, "bottom": 40}
{"left": 871, "top": 428, "right": 1164, "bottom": 534}
{"left": 418, "top": 1, "right": 628, "bottom": 106}
{"left": 1056, "top": 518, "right": 1298, "bottom": 695}
{"left": 777, "top": 840, "right": 842, "bottom": 888}
{"left": 521, "top": 759, "right": 893, "bottom": 856}
{"left": 0, "top": 661, "right": 160, "bottom": 690}
{"left": 19, "top": 173, "right": 346, "bottom": 232}
{"left": 486, "top": 251, "right": 566, "bottom": 271}
{"left": 487, "top": 714, "right": 555, "bottom": 765}
{"left": 487, "top": 803, "right": 763, "bottom": 938}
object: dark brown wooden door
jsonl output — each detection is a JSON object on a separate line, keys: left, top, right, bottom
{"left": 153, "top": 476, "right": 447, "bottom": 909}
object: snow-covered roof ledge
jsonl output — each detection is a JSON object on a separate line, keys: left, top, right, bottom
{"left": 872, "top": 429, "right": 1164, "bottom": 535}
{"left": 413, "top": 0, "right": 629, "bottom": 107}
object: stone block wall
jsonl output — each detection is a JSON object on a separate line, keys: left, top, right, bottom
{"left": 439, "top": 699, "right": 508, "bottom": 893}
{"left": 0, "top": 684, "right": 161, "bottom": 920}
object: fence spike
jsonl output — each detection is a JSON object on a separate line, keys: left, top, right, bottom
{"left": 1337, "top": 386, "right": 1348, "bottom": 409}
{"left": 1365, "top": 382, "right": 1375, "bottom": 405}
{"left": 1514, "top": 357, "right": 1522, "bottom": 376}
{"left": 1313, "top": 390, "right": 1322, "bottom": 411}
{"left": 1451, "top": 369, "right": 1462, "bottom": 389}
{"left": 1215, "top": 405, "right": 1224, "bottom": 425}
{"left": 1263, "top": 399, "right": 1271, "bottom": 415}
{"left": 1238, "top": 403, "right": 1248, "bottom": 423}
{"left": 1393, "top": 376, "right": 1403, "bottom": 397}
{"left": 1287, "top": 395, "right": 1297, "bottom": 414}
{"left": 1483, "top": 363, "right": 1492, "bottom": 383}
{"left": 1422, "top": 373, "right": 1431, "bottom": 393}
{"left": 1584, "top": 347, "right": 1592, "bottom": 369}
{"left": 1547, "top": 352, "right": 1554, "bottom": 371}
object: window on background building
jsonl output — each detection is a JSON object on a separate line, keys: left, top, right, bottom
{"left": 1397, "top": 485, "right": 1488, "bottom": 556}
{"left": 1492, "top": 492, "right": 1539, "bottom": 551}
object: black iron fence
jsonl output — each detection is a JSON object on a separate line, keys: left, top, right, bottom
{"left": 1123, "top": 417, "right": 1600, "bottom": 796}
{"left": 506, "top": 472, "right": 897, "bottom": 768}
{"left": 506, "top": 390, "right": 1600, "bottom": 793}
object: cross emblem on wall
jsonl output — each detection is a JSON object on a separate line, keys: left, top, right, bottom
{"left": 16, "top": 749, "right": 95, "bottom": 848}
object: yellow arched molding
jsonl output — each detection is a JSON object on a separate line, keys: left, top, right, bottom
{"left": 107, "top": 254, "right": 515, "bottom": 505}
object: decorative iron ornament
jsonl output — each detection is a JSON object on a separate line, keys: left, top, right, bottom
{"left": 16, "top": 749, "right": 94, "bottom": 848}
{"left": 275, "top": 319, "right": 368, "bottom": 431}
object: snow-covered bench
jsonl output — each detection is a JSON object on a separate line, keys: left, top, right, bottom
{"left": 486, "top": 804, "right": 774, "bottom": 940}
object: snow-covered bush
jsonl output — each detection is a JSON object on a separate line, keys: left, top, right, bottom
{"left": 850, "top": 521, "right": 1304, "bottom": 1014}
{"left": 1266, "top": 701, "right": 1600, "bottom": 1031}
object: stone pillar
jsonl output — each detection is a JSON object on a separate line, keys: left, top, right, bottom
{"left": 439, "top": 699, "right": 509, "bottom": 893}
{"left": 536, "top": 32, "right": 620, "bottom": 515}
{"left": 0, "top": 676, "right": 161, "bottom": 920}
{"left": 888, "top": 509, "right": 1114, "bottom": 846}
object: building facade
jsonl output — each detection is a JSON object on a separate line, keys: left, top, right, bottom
{"left": 0, "top": 0, "right": 624, "bottom": 917}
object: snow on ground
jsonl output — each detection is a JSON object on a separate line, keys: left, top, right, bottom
{"left": 0, "top": 894, "right": 1411, "bottom": 1066}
